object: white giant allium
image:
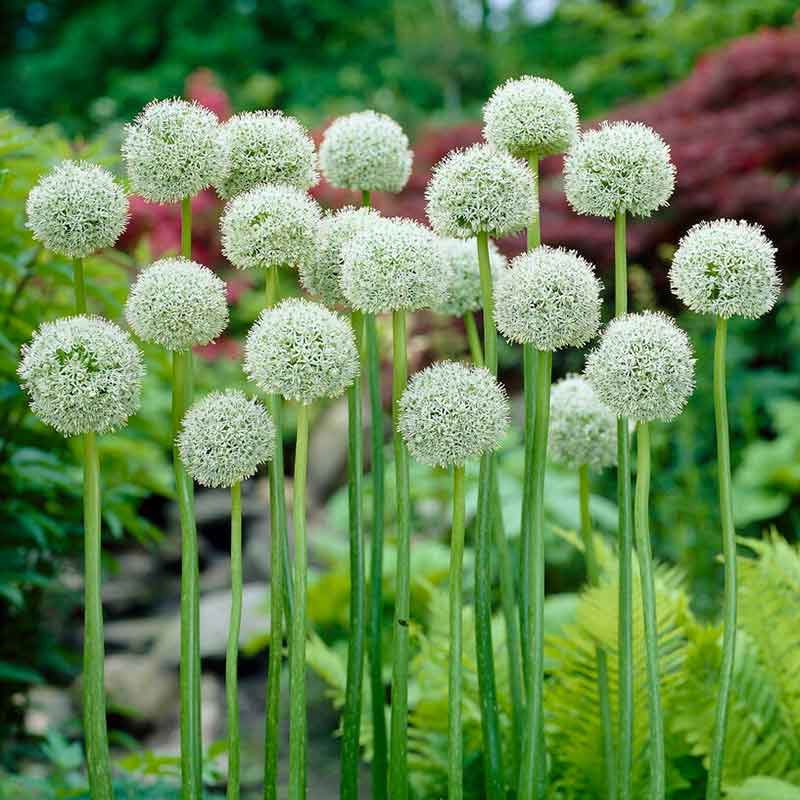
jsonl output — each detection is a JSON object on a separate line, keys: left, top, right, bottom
{"left": 178, "top": 390, "right": 275, "bottom": 488}
{"left": 26, "top": 161, "right": 129, "bottom": 258}
{"left": 670, "top": 219, "right": 780, "bottom": 320}
{"left": 340, "top": 217, "right": 447, "bottom": 313}
{"left": 244, "top": 298, "right": 358, "bottom": 405}
{"left": 220, "top": 184, "right": 321, "bottom": 272}
{"left": 398, "top": 361, "right": 510, "bottom": 468}
{"left": 585, "top": 312, "right": 695, "bottom": 423}
{"left": 494, "top": 246, "right": 602, "bottom": 351}
{"left": 18, "top": 316, "right": 144, "bottom": 437}
{"left": 548, "top": 374, "right": 616, "bottom": 471}
{"left": 319, "top": 110, "right": 412, "bottom": 193}
{"left": 125, "top": 258, "right": 228, "bottom": 351}
{"left": 564, "top": 122, "right": 675, "bottom": 219}
{"left": 216, "top": 111, "right": 318, "bottom": 199}
{"left": 483, "top": 76, "right": 579, "bottom": 159}
{"left": 425, "top": 144, "right": 536, "bottom": 239}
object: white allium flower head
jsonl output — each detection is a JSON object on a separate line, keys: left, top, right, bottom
{"left": 178, "top": 390, "right": 275, "bottom": 488}
{"left": 25, "top": 161, "right": 129, "bottom": 258}
{"left": 494, "top": 246, "right": 602, "bottom": 351}
{"left": 425, "top": 144, "right": 536, "bottom": 239}
{"left": 244, "top": 298, "right": 358, "bottom": 405}
{"left": 220, "top": 183, "right": 321, "bottom": 271}
{"left": 398, "top": 361, "right": 510, "bottom": 468}
{"left": 340, "top": 216, "right": 447, "bottom": 313}
{"left": 216, "top": 111, "right": 319, "bottom": 199}
{"left": 548, "top": 374, "right": 616, "bottom": 471}
{"left": 564, "top": 121, "right": 675, "bottom": 219}
{"left": 483, "top": 76, "right": 579, "bottom": 159}
{"left": 125, "top": 258, "right": 228, "bottom": 351}
{"left": 669, "top": 219, "right": 780, "bottom": 320}
{"left": 18, "top": 315, "right": 144, "bottom": 437}
{"left": 319, "top": 110, "right": 412, "bottom": 193}
{"left": 432, "top": 237, "right": 507, "bottom": 317}
{"left": 585, "top": 311, "right": 695, "bottom": 423}
{"left": 299, "top": 206, "right": 382, "bottom": 308}
{"left": 122, "top": 98, "right": 223, "bottom": 203}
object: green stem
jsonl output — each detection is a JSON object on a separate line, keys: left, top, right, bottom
{"left": 519, "top": 342, "right": 535, "bottom": 691}
{"left": 464, "top": 310, "right": 483, "bottom": 367}
{"left": 173, "top": 350, "right": 202, "bottom": 800}
{"left": 341, "top": 311, "right": 366, "bottom": 800}
{"left": 289, "top": 403, "right": 310, "bottom": 800}
{"left": 634, "top": 422, "right": 665, "bottom": 800}
{"left": 227, "top": 483, "right": 243, "bottom": 800}
{"left": 707, "top": 317, "right": 736, "bottom": 800}
{"left": 579, "top": 465, "right": 616, "bottom": 800}
{"left": 527, "top": 155, "right": 540, "bottom": 250}
{"left": 73, "top": 258, "right": 87, "bottom": 314}
{"left": 181, "top": 197, "right": 192, "bottom": 259}
{"left": 519, "top": 349, "right": 552, "bottom": 800}
{"left": 615, "top": 209, "right": 634, "bottom": 800}
{"left": 389, "top": 309, "right": 411, "bottom": 800}
{"left": 362, "top": 190, "right": 372, "bottom": 208}
{"left": 448, "top": 465, "right": 467, "bottom": 800}
{"left": 82, "top": 431, "right": 114, "bottom": 800}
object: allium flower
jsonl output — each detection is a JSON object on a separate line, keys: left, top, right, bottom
{"left": 319, "top": 110, "right": 412, "bottom": 193}
{"left": 299, "top": 206, "right": 381, "bottom": 308}
{"left": 425, "top": 144, "right": 536, "bottom": 239}
{"left": 433, "top": 237, "right": 507, "bottom": 317}
{"left": 122, "top": 98, "right": 223, "bottom": 203}
{"left": 548, "top": 374, "right": 616, "bottom": 471}
{"left": 564, "top": 122, "right": 675, "bottom": 219}
{"left": 216, "top": 111, "right": 319, "bottom": 199}
{"left": 340, "top": 217, "right": 447, "bottom": 313}
{"left": 220, "top": 184, "right": 321, "bottom": 272}
{"left": 18, "top": 315, "right": 144, "bottom": 437}
{"left": 669, "top": 219, "right": 780, "bottom": 320}
{"left": 178, "top": 390, "right": 275, "bottom": 488}
{"left": 25, "top": 161, "right": 129, "bottom": 258}
{"left": 585, "top": 312, "right": 695, "bottom": 423}
{"left": 125, "top": 258, "right": 228, "bottom": 351}
{"left": 483, "top": 76, "right": 579, "bottom": 159}
{"left": 244, "top": 298, "right": 358, "bottom": 404}
{"left": 494, "top": 246, "right": 602, "bottom": 351}
{"left": 398, "top": 361, "right": 510, "bottom": 467}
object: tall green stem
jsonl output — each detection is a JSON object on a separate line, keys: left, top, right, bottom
{"left": 341, "top": 311, "right": 366, "bottom": 800}
{"left": 181, "top": 197, "right": 192, "bottom": 259}
{"left": 289, "top": 403, "right": 310, "bottom": 800}
{"left": 448, "top": 465, "right": 466, "bottom": 800}
{"left": 73, "top": 258, "right": 87, "bottom": 314}
{"left": 389, "top": 309, "right": 411, "bottom": 800}
{"left": 527, "top": 155, "right": 541, "bottom": 250}
{"left": 615, "top": 209, "right": 634, "bottom": 800}
{"left": 475, "top": 231, "right": 504, "bottom": 800}
{"left": 464, "top": 311, "right": 483, "bottom": 367}
{"left": 707, "top": 317, "right": 736, "bottom": 800}
{"left": 579, "top": 465, "right": 616, "bottom": 800}
{"left": 634, "top": 422, "right": 665, "bottom": 800}
{"left": 227, "top": 482, "right": 243, "bottom": 800}
{"left": 519, "top": 349, "right": 552, "bottom": 800}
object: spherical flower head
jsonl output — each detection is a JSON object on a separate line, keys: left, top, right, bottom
{"left": 425, "top": 144, "right": 536, "bottom": 239}
{"left": 125, "top": 258, "right": 228, "bottom": 351}
{"left": 585, "top": 311, "right": 695, "bottom": 423}
{"left": 398, "top": 361, "right": 510, "bottom": 468}
{"left": 244, "top": 298, "right": 358, "bottom": 405}
{"left": 564, "top": 122, "right": 675, "bottom": 219}
{"left": 548, "top": 374, "right": 616, "bottom": 471}
{"left": 18, "top": 315, "right": 144, "bottom": 437}
{"left": 669, "top": 219, "right": 780, "bottom": 320}
{"left": 483, "top": 76, "right": 579, "bottom": 159}
{"left": 299, "top": 206, "right": 382, "bottom": 308}
{"left": 25, "top": 161, "right": 129, "bottom": 258}
{"left": 432, "top": 237, "right": 507, "bottom": 317}
{"left": 220, "top": 183, "right": 321, "bottom": 272}
{"left": 340, "top": 217, "right": 447, "bottom": 313}
{"left": 216, "top": 111, "right": 319, "bottom": 199}
{"left": 178, "top": 390, "right": 275, "bottom": 488}
{"left": 494, "top": 246, "right": 602, "bottom": 351}
{"left": 122, "top": 98, "right": 223, "bottom": 203}
{"left": 319, "top": 110, "right": 412, "bottom": 193}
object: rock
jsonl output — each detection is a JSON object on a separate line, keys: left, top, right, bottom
{"left": 307, "top": 399, "right": 349, "bottom": 501}
{"left": 25, "top": 686, "right": 72, "bottom": 735}
{"left": 104, "top": 615, "right": 168, "bottom": 652}
{"left": 103, "top": 552, "right": 162, "bottom": 616}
